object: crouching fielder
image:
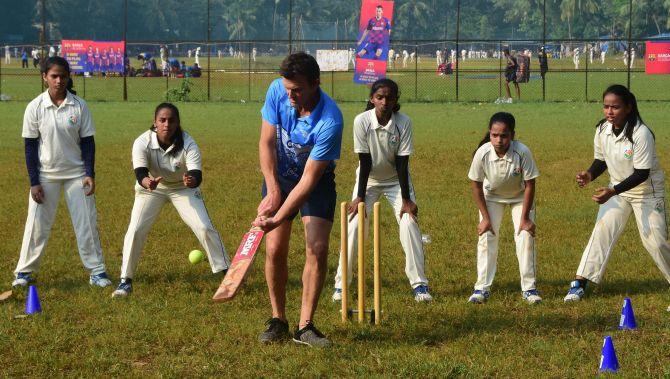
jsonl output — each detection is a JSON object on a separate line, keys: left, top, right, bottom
{"left": 332, "top": 78, "right": 432, "bottom": 302}
{"left": 564, "top": 85, "right": 670, "bottom": 302}
{"left": 467, "top": 112, "right": 541, "bottom": 304}
{"left": 112, "top": 103, "right": 230, "bottom": 297}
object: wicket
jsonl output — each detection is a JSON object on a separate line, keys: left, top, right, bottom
{"left": 340, "top": 201, "right": 381, "bottom": 325}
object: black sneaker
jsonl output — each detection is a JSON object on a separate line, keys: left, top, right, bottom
{"left": 259, "top": 317, "right": 289, "bottom": 344}
{"left": 292, "top": 322, "right": 332, "bottom": 347}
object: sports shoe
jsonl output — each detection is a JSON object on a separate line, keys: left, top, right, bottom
{"left": 259, "top": 317, "right": 289, "bottom": 344}
{"left": 522, "top": 289, "right": 542, "bottom": 304}
{"left": 468, "top": 289, "right": 490, "bottom": 304}
{"left": 413, "top": 285, "right": 433, "bottom": 302}
{"left": 292, "top": 322, "right": 332, "bottom": 348}
{"left": 111, "top": 278, "right": 133, "bottom": 298}
{"left": 331, "top": 288, "right": 342, "bottom": 302}
{"left": 563, "top": 280, "right": 586, "bottom": 302}
{"left": 89, "top": 272, "right": 113, "bottom": 288}
{"left": 12, "top": 272, "right": 35, "bottom": 288}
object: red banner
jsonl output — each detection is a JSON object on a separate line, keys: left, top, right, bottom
{"left": 354, "top": 0, "right": 394, "bottom": 84}
{"left": 645, "top": 41, "right": 670, "bottom": 74}
{"left": 62, "top": 40, "right": 125, "bottom": 74}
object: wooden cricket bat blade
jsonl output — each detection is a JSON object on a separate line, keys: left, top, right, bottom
{"left": 213, "top": 228, "right": 264, "bottom": 302}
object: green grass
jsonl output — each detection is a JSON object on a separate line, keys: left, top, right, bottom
{"left": 1, "top": 101, "right": 670, "bottom": 376}
{"left": 3, "top": 54, "right": 670, "bottom": 103}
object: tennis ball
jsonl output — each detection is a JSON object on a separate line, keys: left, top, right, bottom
{"left": 189, "top": 250, "right": 204, "bottom": 264}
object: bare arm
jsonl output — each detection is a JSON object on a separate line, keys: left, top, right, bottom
{"left": 257, "top": 120, "right": 281, "bottom": 216}
{"left": 518, "top": 179, "right": 536, "bottom": 236}
{"left": 254, "top": 158, "right": 329, "bottom": 231}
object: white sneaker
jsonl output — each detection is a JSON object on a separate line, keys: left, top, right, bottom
{"left": 522, "top": 289, "right": 542, "bottom": 304}
{"left": 413, "top": 285, "right": 433, "bottom": 302}
{"left": 468, "top": 290, "right": 490, "bottom": 304}
{"left": 112, "top": 279, "right": 133, "bottom": 298}
{"left": 89, "top": 272, "right": 112, "bottom": 288}
{"left": 563, "top": 280, "right": 585, "bottom": 302}
{"left": 331, "top": 288, "right": 342, "bottom": 302}
{"left": 12, "top": 272, "right": 34, "bottom": 288}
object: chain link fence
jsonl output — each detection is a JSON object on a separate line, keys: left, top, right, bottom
{"left": 2, "top": 39, "right": 666, "bottom": 103}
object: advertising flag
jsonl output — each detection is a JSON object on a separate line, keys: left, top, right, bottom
{"left": 645, "top": 41, "right": 670, "bottom": 74}
{"left": 354, "top": 0, "right": 394, "bottom": 84}
{"left": 62, "top": 40, "right": 125, "bottom": 74}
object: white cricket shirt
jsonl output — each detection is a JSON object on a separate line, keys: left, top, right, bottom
{"left": 468, "top": 140, "right": 540, "bottom": 203}
{"left": 22, "top": 90, "right": 95, "bottom": 181}
{"left": 132, "top": 130, "right": 202, "bottom": 189}
{"left": 353, "top": 109, "right": 413, "bottom": 186}
{"left": 595, "top": 121, "right": 665, "bottom": 198}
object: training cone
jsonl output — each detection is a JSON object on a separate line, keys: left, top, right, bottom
{"left": 25, "top": 285, "right": 42, "bottom": 315}
{"left": 599, "top": 336, "right": 619, "bottom": 373}
{"left": 618, "top": 297, "right": 637, "bottom": 330}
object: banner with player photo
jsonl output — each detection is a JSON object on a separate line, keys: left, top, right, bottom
{"left": 353, "top": 0, "right": 394, "bottom": 84}
{"left": 62, "top": 40, "right": 125, "bottom": 74}
{"left": 645, "top": 41, "right": 670, "bottom": 74}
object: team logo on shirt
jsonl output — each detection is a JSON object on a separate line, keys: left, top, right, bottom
{"left": 655, "top": 200, "right": 664, "bottom": 214}
{"left": 389, "top": 133, "right": 399, "bottom": 147}
{"left": 512, "top": 167, "right": 522, "bottom": 176}
{"left": 174, "top": 163, "right": 181, "bottom": 170}
{"left": 68, "top": 115, "right": 78, "bottom": 125}
{"left": 623, "top": 149, "right": 633, "bottom": 160}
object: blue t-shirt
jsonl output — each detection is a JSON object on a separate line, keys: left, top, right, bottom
{"left": 261, "top": 78, "right": 343, "bottom": 182}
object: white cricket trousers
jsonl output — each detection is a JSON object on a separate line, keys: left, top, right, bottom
{"left": 474, "top": 200, "right": 537, "bottom": 292}
{"left": 120, "top": 186, "right": 230, "bottom": 279}
{"left": 576, "top": 195, "right": 670, "bottom": 284}
{"left": 15, "top": 176, "right": 106, "bottom": 275}
{"left": 334, "top": 182, "right": 428, "bottom": 289}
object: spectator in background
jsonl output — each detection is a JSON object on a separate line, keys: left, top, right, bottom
{"left": 5, "top": 45, "right": 10, "bottom": 64}
{"left": 21, "top": 49, "right": 28, "bottom": 68}
{"left": 538, "top": 47, "right": 548, "bottom": 80}
{"left": 191, "top": 63, "right": 201, "bottom": 78}
{"left": 503, "top": 49, "right": 520, "bottom": 101}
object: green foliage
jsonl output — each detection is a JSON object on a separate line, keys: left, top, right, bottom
{"left": 166, "top": 79, "right": 192, "bottom": 102}
{"left": 2, "top": 0, "right": 669, "bottom": 42}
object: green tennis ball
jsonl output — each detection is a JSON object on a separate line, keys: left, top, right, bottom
{"left": 189, "top": 250, "right": 204, "bottom": 264}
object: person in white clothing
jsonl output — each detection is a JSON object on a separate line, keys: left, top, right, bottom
{"left": 332, "top": 78, "right": 433, "bottom": 302}
{"left": 435, "top": 49, "right": 442, "bottom": 66}
{"left": 4, "top": 45, "right": 10, "bottom": 64}
{"left": 467, "top": 112, "right": 541, "bottom": 304}
{"left": 573, "top": 47, "right": 580, "bottom": 69}
{"left": 564, "top": 85, "right": 670, "bottom": 302}
{"left": 112, "top": 103, "right": 230, "bottom": 297}
{"left": 12, "top": 57, "right": 112, "bottom": 289}
{"left": 630, "top": 48, "right": 635, "bottom": 68}
{"left": 402, "top": 50, "right": 409, "bottom": 68}
{"left": 194, "top": 47, "right": 200, "bottom": 66}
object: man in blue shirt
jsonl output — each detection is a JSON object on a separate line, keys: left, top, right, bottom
{"left": 253, "top": 52, "right": 343, "bottom": 347}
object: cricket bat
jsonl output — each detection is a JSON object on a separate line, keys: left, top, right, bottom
{"left": 212, "top": 227, "right": 265, "bottom": 302}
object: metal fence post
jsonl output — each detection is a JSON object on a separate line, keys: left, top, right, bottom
{"left": 455, "top": 0, "right": 460, "bottom": 101}
{"left": 123, "top": 0, "right": 128, "bottom": 101}
{"left": 542, "top": 0, "right": 546, "bottom": 101}
{"left": 498, "top": 41, "right": 502, "bottom": 99}
{"left": 584, "top": 44, "right": 588, "bottom": 101}
{"left": 414, "top": 42, "right": 418, "bottom": 101}
{"left": 626, "top": 0, "right": 632, "bottom": 89}
{"left": 207, "top": 0, "right": 211, "bottom": 101}
{"left": 248, "top": 42, "right": 252, "bottom": 101}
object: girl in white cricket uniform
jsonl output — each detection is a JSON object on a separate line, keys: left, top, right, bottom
{"left": 13, "top": 57, "right": 112, "bottom": 288}
{"left": 112, "top": 103, "right": 230, "bottom": 297}
{"left": 564, "top": 85, "right": 670, "bottom": 302}
{"left": 467, "top": 112, "right": 541, "bottom": 304}
{"left": 333, "top": 78, "right": 432, "bottom": 302}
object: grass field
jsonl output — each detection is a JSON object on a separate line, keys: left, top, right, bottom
{"left": 1, "top": 101, "right": 670, "bottom": 376}
{"left": 2, "top": 54, "right": 670, "bottom": 103}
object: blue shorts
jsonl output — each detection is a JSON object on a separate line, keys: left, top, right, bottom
{"left": 261, "top": 172, "right": 336, "bottom": 221}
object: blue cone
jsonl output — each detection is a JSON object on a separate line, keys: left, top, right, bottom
{"left": 599, "top": 336, "right": 619, "bottom": 373}
{"left": 618, "top": 297, "right": 637, "bottom": 330}
{"left": 25, "top": 285, "right": 42, "bottom": 314}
